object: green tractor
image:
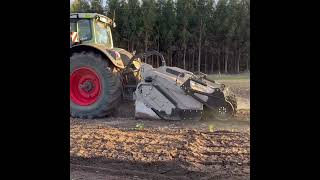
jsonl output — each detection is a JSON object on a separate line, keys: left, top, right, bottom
{"left": 70, "top": 13, "right": 237, "bottom": 121}
{"left": 70, "top": 13, "right": 140, "bottom": 118}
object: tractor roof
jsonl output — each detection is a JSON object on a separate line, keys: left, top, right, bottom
{"left": 70, "top": 13, "right": 113, "bottom": 24}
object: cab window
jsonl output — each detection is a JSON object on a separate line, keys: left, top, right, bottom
{"left": 70, "top": 19, "right": 92, "bottom": 41}
{"left": 78, "top": 19, "right": 92, "bottom": 41}
{"left": 95, "top": 21, "right": 112, "bottom": 47}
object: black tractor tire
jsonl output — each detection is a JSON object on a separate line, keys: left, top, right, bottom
{"left": 70, "top": 52, "right": 122, "bottom": 118}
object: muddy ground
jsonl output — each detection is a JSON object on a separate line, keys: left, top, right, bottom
{"left": 70, "top": 78, "right": 250, "bottom": 180}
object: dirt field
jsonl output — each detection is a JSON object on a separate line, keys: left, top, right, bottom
{"left": 70, "top": 76, "right": 250, "bottom": 180}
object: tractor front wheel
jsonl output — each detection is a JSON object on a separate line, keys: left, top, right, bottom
{"left": 70, "top": 52, "right": 121, "bottom": 118}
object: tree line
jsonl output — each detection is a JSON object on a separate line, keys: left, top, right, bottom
{"left": 71, "top": 0, "right": 250, "bottom": 74}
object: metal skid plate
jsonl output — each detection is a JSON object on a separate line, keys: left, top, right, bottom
{"left": 134, "top": 82, "right": 203, "bottom": 121}
{"left": 135, "top": 100, "right": 160, "bottom": 119}
{"left": 137, "top": 83, "right": 176, "bottom": 115}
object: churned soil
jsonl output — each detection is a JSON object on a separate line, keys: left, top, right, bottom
{"left": 70, "top": 122, "right": 249, "bottom": 180}
{"left": 70, "top": 77, "right": 250, "bottom": 180}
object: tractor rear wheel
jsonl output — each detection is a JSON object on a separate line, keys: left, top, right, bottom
{"left": 70, "top": 52, "right": 122, "bottom": 118}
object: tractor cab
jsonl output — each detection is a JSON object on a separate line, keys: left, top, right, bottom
{"left": 70, "top": 13, "right": 114, "bottom": 48}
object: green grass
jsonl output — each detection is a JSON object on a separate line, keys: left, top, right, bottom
{"left": 135, "top": 122, "right": 145, "bottom": 130}
{"left": 207, "top": 72, "right": 250, "bottom": 81}
{"left": 208, "top": 124, "right": 215, "bottom": 132}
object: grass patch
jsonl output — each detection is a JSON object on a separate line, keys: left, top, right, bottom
{"left": 207, "top": 72, "right": 250, "bottom": 80}
{"left": 208, "top": 124, "right": 215, "bottom": 132}
{"left": 135, "top": 122, "right": 145, "bottom": 130}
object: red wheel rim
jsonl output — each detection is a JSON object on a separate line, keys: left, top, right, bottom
{"left": 70, "top": 67, "right": 101, "bottom": 106}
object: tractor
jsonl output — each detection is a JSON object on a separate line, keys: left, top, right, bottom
{"left": 70, "top": 13, "right": 237, "bottom": 121}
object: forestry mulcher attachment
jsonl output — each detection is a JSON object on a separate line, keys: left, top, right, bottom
{"left": 70, "top": 13, "right": 237, "bottom": 121}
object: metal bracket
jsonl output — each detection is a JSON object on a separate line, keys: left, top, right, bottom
{"left": 180, "top": 78, "right": 227, "bottom": 111}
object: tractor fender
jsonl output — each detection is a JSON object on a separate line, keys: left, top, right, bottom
{"left": 70, "top": 44, "right": 125, "bottom": 69}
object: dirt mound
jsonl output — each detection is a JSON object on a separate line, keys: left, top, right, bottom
{"left": 70, "top": 123, "right": 250, "bottom": 179}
